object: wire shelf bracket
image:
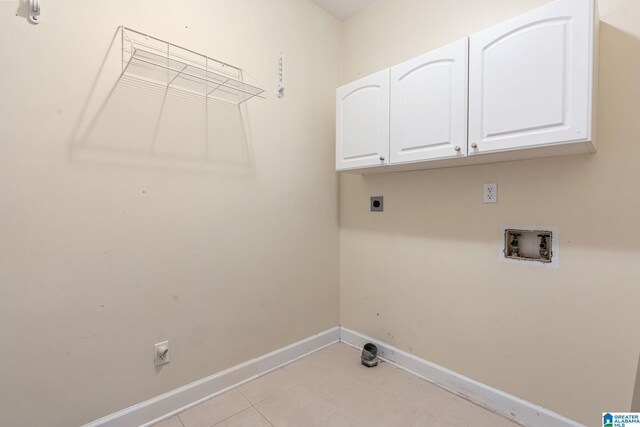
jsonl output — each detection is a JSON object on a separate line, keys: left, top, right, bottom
{"left": 120, "top": 26, "right": 266, "bottom": 105}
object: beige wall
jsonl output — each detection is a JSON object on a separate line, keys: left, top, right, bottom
{"left": 339, "top": 0, "right": 640, "bottom": 426}
{"left": 0, "top": 1, "right": 340, "bottom": 426}
{"left": 3, "top": 0, "right": 639, "bottom": 425}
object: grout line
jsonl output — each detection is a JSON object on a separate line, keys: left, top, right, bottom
{"left": 208, "top": 406, "right": 253, "bottom": 427}
{"left": 312, "top": 408, "right": 339, "bottom": 426}
{"left": 181, "top": 390, "right": 254, "bottom": 427}
{"left": 236, "top": 381, "right": 279, "bottom": 406}
{"left": 235, "top": 387, "right": 253, "bottom": 405}
{"left": 252, "top": 404, "right": 275, "bottom": 427}
{"left": 227, "top": 338, "right": 340, "bottom": 405}
{"left": 236, "top": 388, "right": 252, "bottom": 406}
{"left": 191, "top": 342, "right": 341, "bottom": 427}
{"left": 235, "top": 368, "right": 307, "bottom": 407}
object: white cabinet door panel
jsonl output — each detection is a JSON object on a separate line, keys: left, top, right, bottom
{"left": 390, "top": 38, "right": 468, "bottom": 163}
{"left": 336, "top": 70, "right": 390, "bottom": 170}
{"left": 469, "top": 0, "right": 594, "bottom": 154}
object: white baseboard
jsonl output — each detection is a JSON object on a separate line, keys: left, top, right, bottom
{"left": 339, "top": 327, "right": 584, "bottom": 427}
{"left": 84, "top": 325, "right": 584, "bottom": 427}
{"left": 83, "top": 327, "right": 340, "bottom": 427}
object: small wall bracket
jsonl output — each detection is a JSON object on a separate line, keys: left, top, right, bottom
{"left": 277, "top": 52, "right": 285, "bottom": 98}
{"left": 28, "top": 0, "right": 40, "bottom": 24}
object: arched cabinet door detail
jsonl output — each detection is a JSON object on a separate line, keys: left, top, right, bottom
{"left": 469, "top": 0, "right": 595, "bottom": 154}
{"left": 336, "top": 69, "right": 390, "bottom": 171}
{"left": 390, "top": 38, "right": 469, "bottom": 164}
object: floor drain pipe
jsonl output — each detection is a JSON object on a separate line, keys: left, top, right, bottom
{"left": 361, "top": 343, "right": 379, "bottom": 368}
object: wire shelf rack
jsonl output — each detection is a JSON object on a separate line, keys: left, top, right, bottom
{"left": 121, "top": 26, "right": 266, "bottom": 104}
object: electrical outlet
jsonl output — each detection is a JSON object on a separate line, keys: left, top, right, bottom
{"left": 154, "top": 341, "right": 170, "bottom": 366}
{"left": 370, "top": 196, "right": 383, "bottom": 212}
{"left": 484, "top": 183, "right": 497, "bottom": 203}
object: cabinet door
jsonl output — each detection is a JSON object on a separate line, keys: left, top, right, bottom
{"left": 390, "top": 38, "right": 468, "bottom": 164}
{"left": 469, "top": 0, "right": 594, "bottom": 154}
{"left": 336, "top": 69, "right": 390, "bottom": 171}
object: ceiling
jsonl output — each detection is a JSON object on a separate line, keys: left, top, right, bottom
{"left": 309, "top": 0, "right": 379, "bottom": 20}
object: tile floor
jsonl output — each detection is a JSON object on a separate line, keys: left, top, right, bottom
{"left": 152, "top": 342, "right": 519, "bottom": 427}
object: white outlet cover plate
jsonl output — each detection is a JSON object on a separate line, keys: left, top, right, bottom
{"left": 154, "top": 341, "right": 170, "bottom": 366}
{"left": 484, "top": 183, "right": 497, "bottom": 203}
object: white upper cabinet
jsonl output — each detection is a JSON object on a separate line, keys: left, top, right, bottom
{"left": 336, "top": 69, "right": 390, "bottom": 171}
{"left": 468, "top": 0, "right": 596, "bottom": 154}
{"left": 390, "top": 38, "right": 469, "bottom": 164}
{"left": 335, "top": 0, "right": 597, "bottom": 174}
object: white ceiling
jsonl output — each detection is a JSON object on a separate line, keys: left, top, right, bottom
{"left": 309, "top": 0, "right": 379, "bottom": 20}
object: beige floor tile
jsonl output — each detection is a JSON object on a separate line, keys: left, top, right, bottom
{"left": 308, "top": 364, "right": 424, "bottom": 427}
{"left": 285, "top": 345, "right": 360, "bottom": 390}
{"left": 343, "top": 358, "right": 398, "bottom": 386}
{"left": 315, "top": 343, "right": 396, "bottom": 384}
{"left": 416, "top": 389, "right": 518, "bottom": 426}
{"left": 311, "top": 410, "right": 362, "bottom": 427}
{"left": 213, "top": 407, "right": 271, "bottom": 427}
{"left": 310, "top": 344, "right": 518, "bottom": 426}
{"left": 152, "top": 415, "right": 184, "bottom": 427}
{"left": 179, "top": 390, "right": 251, "bottom": 427}
{"left": 371, "top": 365, "right": 452, "bottom": 409}
{"left": 318, "top": 344, "right": 370, "bottom": 374}
{"left": 305, "top": 360, "right": 370, "bottom": 408}
{"left": 255, "top": 383, "right": 336, "bottom": 427}
{"left": 347, "top": 392, "right": 424, "bottom": 427}
{"left": 287, "top": 344, "right": 356, "bottom": 373}
{"left": 237, "top": 367, "right": 301, "bottom": 404}
{"left": 313, "top": 342, "right": 361, "bottom": 361}
{"left": 161, "top": 343, "right": 517, "bottom": 427}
